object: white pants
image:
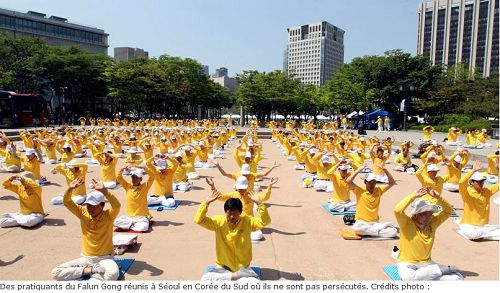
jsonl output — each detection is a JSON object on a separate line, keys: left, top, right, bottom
{"left": 377, "top": 126, "right": 383, "bottom": 132}
{"left": 353, "top": 220, "right": 398, "bottom": 238}
{"left": 147, "top": 195, "right": 176, "bottom": 207}
{"left": 287, "top": 156, "right": 296, "bottom": 161}
{"left": 174, "top": 182, "right": 191, "bottom": 192}
{"left": 458, "top": 224, "right": 499, "bottom": 241}
{"left": 114, "top": 215, "right": 149, "bottom": 232}
{"left": 487, "top": 175, "right": 498, "bottom": 184}
{"left": 45, "top": 159, "right": 59, "bottom": 164}
{"left": 295, "top": 163, "right": 305, "bottom": 170}
{"left": 103, "top": 181, "right": 118, "bottom": 189}
{"left": 74, "top": 153, "right": 85, "bottom": 158}
{"left": 397, "top": 261, "right": 463, "bottom": 281}
{"left": 314, "top": 180, "right": 333, "bottom": 192}
{"left": 494, "top": 196, "right": 499, "bottom": 206}
{"left": 394, "top": 166, "right": 406, "bottom": 172}
{"left": 251, "top": 230, "right": 263, "bottom": 241}
{"left": 51, "top": 255, "right": 119, "bottom": 281}
{"left": 0, "top": 165, "right": 20, "bottom": 173}
{"left": 329, "top": 200, "right": 356, "bottom": 212}
{"left": 201, "top": 266, "right": 258, "bottom": 281}
{"left": 86, "top": 159, "right": 99, "bottom": 165}
{"left": 187, "top": 172, "right": 199, "bottom": 180}
{"left": 443, "top": 183, "right": 459, "bottom": 192}
{"left": 446, "top": 141, "right": 461, "bottom": 146}
{"left": 51, "top": 195, "right": 86, "bottom": 205}
{"left": 0, "top": 212, "right": 44, "bottom": 228}
{"left": 194, "top": 162, "right": 214, "bottom": 169}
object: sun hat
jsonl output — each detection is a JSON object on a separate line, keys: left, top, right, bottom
{"left": 409, "top": 198, "right": 441, "bottom": 216}
{"left": 235, "top": 176, "right": 249, "bottom": 189}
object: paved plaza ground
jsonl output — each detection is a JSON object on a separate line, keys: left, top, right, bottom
{"left": 0, "top": 131, "right": 498, "bottom": 280}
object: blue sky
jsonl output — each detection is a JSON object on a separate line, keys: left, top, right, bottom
{"left": 1, "top": 0, "right": 423, "bottom": 76}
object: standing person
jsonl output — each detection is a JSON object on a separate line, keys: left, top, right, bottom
{"left": 346, "top": 166, "right": 398, "bottom": 238}
{"left": 1, "top": 172, "right": 45, "bottom": 228}
{"left": 376, "top": 116, "right": 383, "bottom": 133}
{"left": 457, "top": 162, "right": 499, "bottom": 241}
{"left": 194, "top": 191, "right": 271, "bottom": 281}
{"left": 384, "top": 116, "right": 390, "bottom": 132}
{"left": 51, "top": 178, "right": 120, "bottom": 281}
{"left": 394, "top": 187, "right": 463, "bottom": 280}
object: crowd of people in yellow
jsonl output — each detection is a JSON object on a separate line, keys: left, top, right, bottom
{"left": 0, "top": 116, "right": 498, "bottom": 281}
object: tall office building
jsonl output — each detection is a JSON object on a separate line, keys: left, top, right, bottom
{"left": 213, "top": 67, "right": 228, "bottom": 78}
{"left": 114, "top": 47, "right": 149, "bottom": 61}
{"left": 0, "top": 8, "right": 108, "bottom": 55}
{"left": 283, "top": 21, "right": 345, "bottom": 86}
{"left": 417, "top": 0, "right": 499, "bottom": 76}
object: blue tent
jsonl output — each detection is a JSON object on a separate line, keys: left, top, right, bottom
{"left": 361, "top": 109, "right": 394, "bottom": 130}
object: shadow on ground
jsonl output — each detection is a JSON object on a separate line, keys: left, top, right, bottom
{"left": 152, "top": 220, "right": 184, "bottom": 227}
{"left": 262, "top": 227, "right": 306, "bottom": 236}
{"left": 0, "top": 255, "right": 24, "bottom": 267}
{"left": 127, "top": 260, "right": 163, "bottom": 277}
{"left": 261, "top": 268, "right": 304, "bottom": 280}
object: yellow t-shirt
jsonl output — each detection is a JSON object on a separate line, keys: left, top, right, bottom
{"left": 353, "top": 185, "right": 389, "bottom": 222}
{"left": 215, "top": 188, "right": 271, "bottom": 217}
{"left": 2, "top": 178, "right": 44, "bottom": 215}
{"left": 147, "top": 159, "right": 177, "bottom": 196}
{"left": 415, "top": 165, "right": 450, "bottom": 198}
{"left": 22, "top": 157, "right": 41, "bottom": 179}
{"left": 194, "top": 202, "right": 270, "bottom": 272}
{"left": 328, "top": 170, "right": 351, "bottom": 202}
{"left": 63, "top": 189, "right": 120, "bottom": 256}
{"left": 95, "top": 155, "right": 118, "bottom": 182}
{"left": 394, "top": 193, "right": 453, "bottom": 263}
{"left": 116, "top": 170, "right": 154, "bottom": 217}
{"left": 55, "top": 163, "right": 88, "bottom": 196}
{"left": 459, "top": 171, "right": 499, "bottom": 226}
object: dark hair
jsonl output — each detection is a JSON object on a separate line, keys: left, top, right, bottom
{"left": 224, "top": 198, "right": 243, "bottom": 213}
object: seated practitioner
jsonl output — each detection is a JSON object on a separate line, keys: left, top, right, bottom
{"left": 394, "top": 187, "right": 463, "bottom": 280}
{"left": 0, "top": 143, "right": 21, "bottom": 173}
{"left": 422, "top": 125, "right": 434, "bottom": 141}
{"left": 313, "top": 154, "right": 337, "bottom": 192}
{"left": 415, "top": 163, "right": 450, "bottom": 201}
{"left": 194, "top": 193, "right": 270, "bottom": 281}
{"left": 326, "top": 160, "right": 356, "bottom": 212}
{"left": 446, "top": 127, "right": 462, "bottom": 145}
{"left": 458, "top": 161, "right": 499, "bottom": 241}
{"left": 443, "top": 149, "right": 470, "bottom": 192}
{"left": 348, "top": 148, "right": 371, "bottom": 171}
{"left": 370, "top": 145, "right": 391, "bottom": 183}
{"left": 205, "top": 176, "right": 278, "bottom": 241}
{"left": 51, "top": 178, "right": 120, "bottom": 281}
{"left": 94, "top": 152, "right": 118, "bottom": 189}
{"left": 40, "top": 139, "right": 59, "bottom": 164}
{"left": 21, "top": 148, "right": 47, "bottom": 184}
{"left": 172, "top": 151, "right": 191, "bottom": 192}
{"left": 214, "top": 160, "right": 279, "bottom": 193}
{"left": 1, "top": 172, "right": 45, "bottom": 228}
{"left": 393, "top": 143, "right": 418, "bottom": 174}
{"left": 347, "top": 166, "right": 397, "bottom": 238}
{"left": 146, "top": 155, "right": 178, "bottom": 207}
{"left": 124, "top": 147, "right": 144, "bottom": 169}
{"left": 57, "top": 140, "right": 76, "bottom": 163}
{"left": 193, "top": 141, "right": 214, "bottom": 168}
{"left": 51, "top": 160, "right": 88, "bottom": 205}
{"left": 114, "top": 166, "right": 154, "bottom": 232}
{"left": 486, "top": 151, "right": 499, "bottom": 184}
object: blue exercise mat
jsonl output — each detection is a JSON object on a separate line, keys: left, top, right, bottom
{"left": 322, "top": 203, "right": 356, "bottom": 215}
{"left": 115, "top": 258, "right": 135, "bottom": 280}
{"left": 383, "top": 265, "right": 402, "bottom": 281}
{"left": 204, "top": 265, "right": 261, "bottom": 278}
{"left": 148, "top": 200, "right": 181, "bottom": 210}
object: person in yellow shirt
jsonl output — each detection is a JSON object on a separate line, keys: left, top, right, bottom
{"left": 326, "top": 160, "right": 356, "bottom": 212}
{"left": 446, "top": 127, "right": 462, "bottom": 145}
{"left": 442, "top": 149, "right": 470, "bottom": 192}
{"left": 214, "top": 161, "right": 279, "bottom": 193}
{"left": 123, "top": 147, "right": 144, "bottom": 170}
{"left": 347, "top": 166, "right": 397, "bottom": 238}
{"left": 370, "top": 145, "right": 391, "bottom": 183}
{"left": 21, "top": 148, "right": 48, "bottom": 184}
{"left": 51, "top": 177, "right": 120, "bottom": 281}
{"left": 376, "top": 116, "right": 383, "bottom": 133}
{"left": 422, "top": 125, "right": 434, "bottom": 141}
{"left": 0, "top": 144, "right": 21, "bottom": 173}
{"left": 313, "top": 154, "right": 336, "bottom": 192}
{"left": 486, "top": 151, "right": 499, "bottom": 184}
{"left": 172, "top": 151, "right": 191, "bottom": 192}
{"left": 384, "top": 116, "right": 390, "bottom": 131}
{"left": 348, "top": 148, "right": 370, "bottom": 171}
{"left": 415, "top": 163, "right": 450, "bottom": 200}
{"left": 40, "top": 139, "right": 58, "bottom": 164}
{"left": 458, "top": 161, "right": 499, "bottom": 241}
{"left": 1, "top": 172, "right": 45, "bottom": 228}
{"left": 146, "top": 155, "right": 178, "bottom": 207}
{"left": 194, "top": 189, "right": 270, "bottom": 281}
{"left": 393, "top": 146, "right": 416, "bottom": 173}
{"left": 51, "top": 160, "right": 88, "bottom": 205}
{"left": 57, "top": 140, "right": 76, "bottom": 163}
{"left": 94, "top": 152, "right": 118, "bottom": 189}
{"left": 114, "top": 166, "right": 154, "bottom": 232}
{"left": 394, "top": 187, "right": 463, "bottom": 280}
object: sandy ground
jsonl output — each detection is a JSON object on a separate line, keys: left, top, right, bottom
{"left": 0, "top": 137, "right": 498, "bottom": 281}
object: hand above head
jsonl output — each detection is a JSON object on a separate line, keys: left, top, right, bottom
{"left": 91, "top": 178, "right": 106, "bottom": 193}
{"left": 269, "top": 177, "right": 279, "bottom": 187}
{"left": 246, "top": 191, "right": 261, "bottom": 205}
{"left": 205, "top": 178, "right": 215, "bottom": 189}
{"left": 427, "top": 188, "right": 440, "bottom": 198}
{"left": 472, "top": 161, "right": 482, "bottom": 171}
{"left": 68, "top": 177, "right": 84, "bottom": 190}
{"left": 272, "top": 161, "right": 281, "bottom": 168}
{"left": 415, "top": 187, "right": 428, "bottom": 197}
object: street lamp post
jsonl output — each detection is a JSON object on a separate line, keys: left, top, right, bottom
{"left": 399, "top": 85, "right": 414, "bottom": 131}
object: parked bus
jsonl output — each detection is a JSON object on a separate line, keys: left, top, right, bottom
{"left": 0, "top": 90, "right": 49, "bottom": 127}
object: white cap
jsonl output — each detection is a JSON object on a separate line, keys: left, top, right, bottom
{"left": 235, "top": 176, "right": 249, "bottom": 189}
{"left": 359, "top": 137, "right": 365, "bottom": 141}
{"left": 339, "top": 165, "right": 350, "bottom": 171}
{"left": 63, "top": 142, "right": 71, "bottom": 148}
{"left": 321, "top": 155, "right": 331, "bottom": 164}
{"left": 427, "top": 151, "right": 437, "bottom": 158}
{"left": 66, "top": 159, "right": 78, "bottom": 168}
{"left": 309, "top": 148, "right": 318, "bottom": 154}
{"left": 244, "top": 152, "right": 252, "bottom": 158}
{"left": 156, "top": 159, "right": 167, "bottom": 170}
{"left": 25, "top": 148, "right": 36, "bottom": 156}
{"left": 199, "top": 141, "right": 205, "bottom": 146}
{"left": 175, "top": 151, "right": 183, "bottom": 158}
{"left": 364, "top": 173, "right": 377, "bottom": 182}
{"left": 481, "top": 129, "right": 487, "bottom": 132}
{"left": 83, "top": 191, "right": 105, "bottom": 206}
{"left": 130, "top": 168, "right": 143, "bottom": 178}
{"left": 409, "top": 198, "right": 441, "bottom": 216}
{"left": 470, "top": 172, "right": 486, "bottom": 181}
{"left": 248, "top": 141, "right": 254, "bottom": 147}
{"left": 457, "top": 147, "right": 464, "bottom": 152}
{"left": 300, "top": 141, "right": 307, "bottom": 147}
{"left": 427, "top": 164, "right": 440, "bottom": 172}
{"left": 431, "top": 140, "right": 438, "bottom": 146}
{"left": 454, "top": 156, "right": 463, "bottom": 163}
{"left": 128, "top": 147, "right": 138, "bottom": 154}
{"left": 240, "top": 164, "right": 251, "bottom": 175}
{"left": 171, "top": 135, "right": 177, "bottom": 139}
